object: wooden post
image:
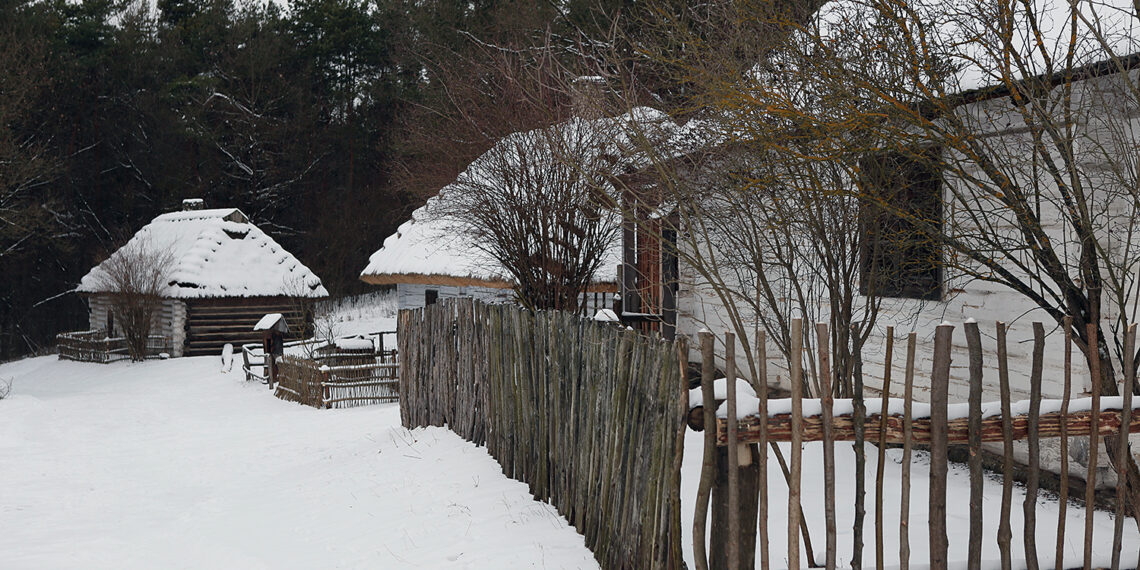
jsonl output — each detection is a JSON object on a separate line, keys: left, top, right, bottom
{"left": 929, "top": 323, "right": 953, "bottom": 570}
{"left": 1024, "top": 322, "right": 1045, "bottom": 570}
{"left": 876, "top": 327, "right": 894, "bottom": 570}
{"left": 817, "top": 322, "right": 837, "bottom": 570}
{"left": 695, "top": 331, "right": 716, "bottom": 570}
{"left": 323, "top": 369, "right": 332, "bottom": 409}
{"left": 756, "top": 328, "right": 770, "bottom": 570}
{"left": 725, "top": 332, "right": 740, "bottom": 570}
{"left": 1111, "top": 323, "right": 1136, "bottom": 570}
{"left": 899, "top": 332, "right": 916, "bottom": 570}
{"left": 964, "top": 320, "right": 984, "bottom": 570}
{"left": 997, "top": 321, "right": 1014, "bottom": 570}
{"left": 710, "top": 332, "right": 759, "bottom": 570}
{"left": 673, "top": 336, "right": 690, "bottom": 570}
{"left": 788, "top": 318, "right": 803, "bottom": 570}
{"left": 1085, "top": 323, "right": 1102, "bottom": 570}
{"left": 1056, "top": 316, "right": 1073, "bottom": 570}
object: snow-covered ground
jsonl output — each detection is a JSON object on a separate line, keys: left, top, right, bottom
{"left": 680, "top": 431, "right": 1140, "bottom": 569}
{"left": 2, "top": 288, "right": 1135, "bottom": 568}
{"left": 0, "top": 356, "right": 598, "bottom": 569}
{"left": 316, "top": 290, "right": 398, "bottom": 338}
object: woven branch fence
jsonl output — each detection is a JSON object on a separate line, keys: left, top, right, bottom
{"left": 398, "top": 297, "right": 686, "bottom": 570}
{"left": 696, "top": 318, "right": 1140, "bottom": 570}
{"left": 57, "top": 329, "right": 170, "bottom": 363}
{"left": 274, "top": 355, "right": 398, "bottom": 409}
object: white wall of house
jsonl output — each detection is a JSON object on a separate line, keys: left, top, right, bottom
{"left": 671, "top": 68, "right": 1140, "bottom": 482}
{"left": 86, "top": 294, "right": 187, "bottom": 357}
{"left": 676, "top": 68, "right": 1139, "bottom": 403}
{"left": 395, "top": 283, "right": 515, "bottom": 312}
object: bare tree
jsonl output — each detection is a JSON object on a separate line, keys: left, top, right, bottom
{"left": 625, "top": 0, "right": 1140, "bottom": 521}
{"left": 93, "top": 239, "right": 174, "bottom": 361}
{"left": 445, "top": 118, "right": 623, "bottom": 311}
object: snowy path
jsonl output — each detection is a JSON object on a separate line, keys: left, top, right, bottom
{"left": 0, "top": 356, "right": 598, "bottom": 569}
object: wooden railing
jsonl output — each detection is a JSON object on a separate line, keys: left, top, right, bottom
{"left": 56, "top": 330, "right": 170, "bottom": 363}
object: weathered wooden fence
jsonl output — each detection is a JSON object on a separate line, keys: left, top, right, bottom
{"left": 398, "top": 297, "right": 686, "bottom": 570}
{"left": 274, "top": 354, "right": 399, "bottom": 408}
{"left": 56, "top": 329, "right": 170, "bottom": 363}
{"left": 695, "top": 318, "right": 1140, "bottom": 570}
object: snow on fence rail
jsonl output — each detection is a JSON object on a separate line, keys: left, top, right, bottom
{"left": 694, "top": 318, "right": 1140, "bottom": 570}
{"left": 398, "top": 298, "right": 686, "bottom": 570}
{"left": 56, "top": 330, "right": 170, "bottom": 363}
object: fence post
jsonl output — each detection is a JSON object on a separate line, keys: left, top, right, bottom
{"left": 322, "top": 368, "right": 332, "bottom": 409}
{"left": 1056, "top": 316, "right": 1073, "bottom": 570}
{"left": 694, "top": 330, "right": 716, "bottom": 570}
{"left": 1111, "top": 323, "right": 1136, "bottom": 570}
{"left": 875, "top": 326, "right": 894, "bottom": 570}
{"left": 964, "top": 320, "right": 983, "bottom": 570}
{"left": 788, "top": 318, "right": 803, "bottom": 570}
{"left": 817, "top": 322, "right": 837, "bottom": 570}
{"left": 899, "top": 331, "right": 917, "bottom": 570}
{"left": 1084, "top": 323, "right": 1102, "bottom": 570}
{"left": 1023, "top": 323, "right": 1045, "bottom": 570}
{"left": 929, "top": 323, "right": 953, "bottom": 570}
{"left": 710, "top": 331, "right": 759, "bottom": 570}
{"left": 997, "top": 321, "right": 1014, "bottom": 570}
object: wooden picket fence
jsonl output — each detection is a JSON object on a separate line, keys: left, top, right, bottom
{"left": 397, "top": 297, "right": 687, "bottom": 570}
{"left": 696, "top": 318, "right": 1140, "bottom": 570}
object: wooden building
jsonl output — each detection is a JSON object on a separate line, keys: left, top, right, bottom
{"left": 77, "top": 201, "right": 327, "bottom": 356}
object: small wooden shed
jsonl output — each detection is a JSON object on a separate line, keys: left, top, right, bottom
{"left": 77, "top": 202, "right": 327, "bottom": 356}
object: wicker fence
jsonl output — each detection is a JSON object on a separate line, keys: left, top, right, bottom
{"left": 57, "top": 330, "right": 170, "bottom": 363}
{"left": 273, "top": 354, "right": 399, "bottom": 408}
{"left": 695, "top": 318, "right": 1140, "bottom": 570}
{"left": 398, "top": 298, "right": 686, "bottom": 570}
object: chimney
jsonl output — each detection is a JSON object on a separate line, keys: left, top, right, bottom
{"left": 182, "top": 198, "right": 205, "bottom": 211}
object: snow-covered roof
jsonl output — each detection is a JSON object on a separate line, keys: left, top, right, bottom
{"left": 813, "top": 0, "right": 1139, "bottom": 93}
{"left": 253, "top": 313, "right": 287, "bottom": 332}
{"left": 360, "top": 107, "right": 698, "bottom": 289}
{"left": 79, "top": 208, "right": 328, "bottom": 299}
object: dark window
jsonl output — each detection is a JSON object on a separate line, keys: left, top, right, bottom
{"left": 860, "top": 149, "right": 943, "bottom": 301}
{"left": 425, "top": 289, "right": 439, "bottom": 306}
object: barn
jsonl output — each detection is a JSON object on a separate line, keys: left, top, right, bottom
{"left": 76, "top": 201, "right": 327, "bottom": 356}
